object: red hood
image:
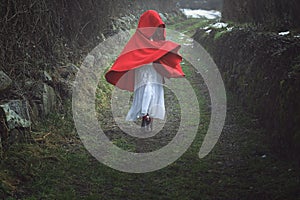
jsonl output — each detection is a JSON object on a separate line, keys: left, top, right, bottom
{"left": 105, "top": 10, "right": 184, "bottom": 91}
{"left": 137, "top": 10, "right": 166, "bottom": 40}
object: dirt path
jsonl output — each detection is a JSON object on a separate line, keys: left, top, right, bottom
{"left": 1, "top": 18, "right": 299, "bottom": 200}
{"left": 95, "top": 30, "right": 300, "bottom": 199}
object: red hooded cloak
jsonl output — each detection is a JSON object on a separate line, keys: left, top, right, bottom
{"left": 105, "top": 10, "right": 184, "bottom": 91}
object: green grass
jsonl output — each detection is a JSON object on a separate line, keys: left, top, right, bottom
{"left": 1, "top": 16, "right": 300, "bottom": 200}
{"left": 168, "top": 18, "right": 216, "bottom": 36}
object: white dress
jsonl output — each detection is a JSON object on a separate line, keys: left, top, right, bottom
{"left": 126, "top": 63, "right": 165, "bottom": 121}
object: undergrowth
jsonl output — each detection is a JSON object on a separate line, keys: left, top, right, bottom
{"left": 1, "top": 16, "right": 299, "bottom": 200}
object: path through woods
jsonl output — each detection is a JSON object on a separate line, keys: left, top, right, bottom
{"left": 1, "top": 18, "right": 299, "bottom": 200}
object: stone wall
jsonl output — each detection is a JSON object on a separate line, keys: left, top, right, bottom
{"left": 193, "top": 26, "right": 300, "bottom": 161}
{"left": 0, "top": 1, "right": 182, "bottom": 149}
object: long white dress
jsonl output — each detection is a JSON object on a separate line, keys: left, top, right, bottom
{"left": 126, "top": 63, "right": 165, "bottom": 121}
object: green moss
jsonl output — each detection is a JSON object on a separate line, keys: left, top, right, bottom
{"left": 95, "top": 66, "right": 114, "bottom": 116}
{"left": 180, "top": 59, "right": 192, "bottom": 78}
{"left": 112, "top": 138, "right": 136, "bottom": 152}
{"left": 168, "top": 17, "right": 216, "bottom": 36}
{"left": 1, "top": 16, "right": 300, "bottom": 200}
{"left": 279, "top": 79, "right": 285, "bottom": 89}
{"left": 292, "top": 63, "right": 300, "bottom": 72}
{"left": 213, "top": 30, "right": 227, "bottom": 40}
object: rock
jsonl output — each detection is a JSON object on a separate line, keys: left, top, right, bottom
{"left": 100, "top": 33, "right": 106, "bottom": 41}
{"left": 109, "top": 14, "right": 137, "bottom": 33}
{"left": 28, "top": 100, "right": 40, "bottom": 123}
{"left": 0, "top": 100, "right": 32, "bottom": 149}
{"left": 42, "top": 83, "right": 57, "bottom": 116}
{"left": 43, "top": 71, "right": 53, "bottom": 82}
{"left": 0, "top": 70, "right": 12, "bottom": 92}
{"left": 0, "top": 100, "right": 31, "bottom": 130}
{"left": 55, "top": 64, "right": 79, "bottom": 99}
{"left": 27, "top": 82, "right": 57, "bottom": 117}
{"left": 159, "top": 13, "right": 167, "bottom": 22}
{"left": 56, "top": 64, "right": 79, "bottom": 80}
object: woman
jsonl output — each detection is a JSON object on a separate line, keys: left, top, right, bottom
{"left": 105, "top": 10, "right": 184, "bottom": 131}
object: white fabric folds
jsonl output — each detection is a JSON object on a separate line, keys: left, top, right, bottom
{"left": 126, "top": 63, "right": 165, "bottom": 121}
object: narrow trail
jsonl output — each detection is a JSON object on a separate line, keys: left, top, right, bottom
{"left": 97, "top": 24, "right": 300, "bottom": 199}
{"left": 1, "top": 17, "right": 299, "bottom": 200}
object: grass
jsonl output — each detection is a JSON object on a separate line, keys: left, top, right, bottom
{"left": 168, "top": 18, "right": 216, "bottom": 36}
{"left": 1, "top": 17, "right": 300, "bottom": 200}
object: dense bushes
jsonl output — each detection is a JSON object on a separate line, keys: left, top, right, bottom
{"left": 178, "top": 0, "right": 223, "bottom": 10}
{"left": 0, "top": 0, "right": 132, "bottom": 76}
{"left": 0, "top": 0, "right": 178, "bottom": 98}
{"left": 222, "top": 0, "right": 300, "bottom": 30}
{"left": 193, "top": 26, "right": 300, "bottom": 162}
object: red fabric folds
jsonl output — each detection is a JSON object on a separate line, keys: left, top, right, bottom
{"left": 105, "top": 10, "right": 184, "bottom": 91}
